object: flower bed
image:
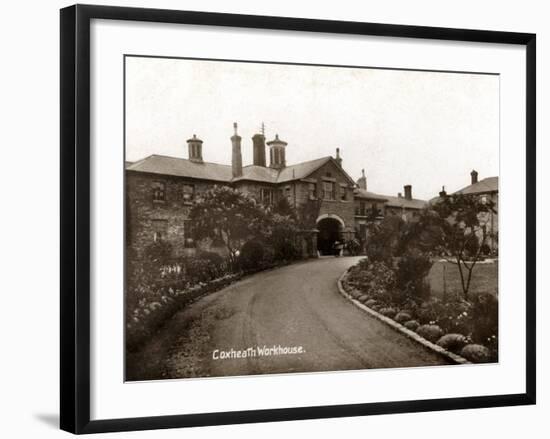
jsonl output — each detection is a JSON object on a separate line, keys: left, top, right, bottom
{"left": 125, "top": 257, "right": 293, "bottom": 353}
{"left": 342, "top": 257, "right": 498, "bottom": 363}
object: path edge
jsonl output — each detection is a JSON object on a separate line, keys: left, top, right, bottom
{"left": 337, "top": 267, "right": 471, "bottom": 365}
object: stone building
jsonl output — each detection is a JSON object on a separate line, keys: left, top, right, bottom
{"left": 125, "top": 123, "right": 427, "bottom": 258}
{"left": 430, "top": 170, "right": 499, "bottom": 253}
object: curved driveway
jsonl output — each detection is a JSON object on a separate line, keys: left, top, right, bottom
{"left": 128, "top": 257, "right": 450, "bottom": 381}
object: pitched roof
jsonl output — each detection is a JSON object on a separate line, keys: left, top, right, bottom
{"left": 126, "top": 155, "right": 233, "bottom": 182}
{"left": 384, "top": 195, "right": 428, "bottom": 210}
{"left": 126, "top": 154, "right": 348, "bottom": 185}
{"left": 353, "top": 188, "right": 389, "bottom": 201}
{"left": 277, "top": 157, "right": 333, "bottom": 183}
{"left": 453, "top": 176, "right": 498, "bottom": 196}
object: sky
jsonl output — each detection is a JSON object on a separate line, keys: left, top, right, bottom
{"left": 125, "top": 56, "right": 499, "bottom": 200}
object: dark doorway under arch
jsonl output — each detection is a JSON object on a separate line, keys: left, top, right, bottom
{"left": 317, "top": 217, "right": 342, "bottom": 255}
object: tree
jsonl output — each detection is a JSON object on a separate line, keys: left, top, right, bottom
{"left": 365, "top": 215, "right": 406, "bottom": 263}
{"left": 431, "top": 193, "right": 497, "bottom": 300}
{"left": 189, "top": 186, "right": 269, "bottom": 268}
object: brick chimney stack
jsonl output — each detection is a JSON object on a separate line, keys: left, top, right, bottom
{"left": 471, "top": 169, "right": 478, "bottom": 184}
{"left": 357, "top": 169, "right": 367, "bottom": 190}
{"left": 404, "top": 185, "right": 412, "bottom": 200}
{"left": 252, "top": 133, "right": 266, "bottom": 167}
{"left": 231, "top": 122, "right": 242, "bottom": 178}
{"left": 439, "top": 185, "right": 447, "bottom": 198}
{"left": 335, "top": 148, "right": 342, "bottom": 167}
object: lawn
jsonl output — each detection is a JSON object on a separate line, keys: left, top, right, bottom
{"left": 427, "top": 260, "right": 498, "bottom": 300}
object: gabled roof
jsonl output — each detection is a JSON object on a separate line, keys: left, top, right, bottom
{"left": 353, "top": 188, "right": 389, "bottom": 202}
{"left": 384, "top": 195, "right": 428, "bottom": 210}
{"left": 453, "top": 176, "right": 498, "bottom": 196}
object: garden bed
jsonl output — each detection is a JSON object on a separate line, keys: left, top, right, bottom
{"left": 340, "top": 257, "right": 498, "bottom": 364}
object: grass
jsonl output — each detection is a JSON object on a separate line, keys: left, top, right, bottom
{"left": 427, "top": 260, "right": 498, "bottom": 300}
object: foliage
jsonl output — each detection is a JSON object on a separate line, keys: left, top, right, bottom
{"left": 268, "top": 214, "right": 301, "bottom": 261}
{"left": 436, "top": 333, "right": 468, "bottom": 353}
{"left": 431, "top": 193, "right": 497, "bottom": 300}
{"left": 416, "top": 324, "right": 444, "bottom": 343}
{"left": 460, "top": 344, "right": 491, "bottom": 363}
{"left": 239, "top": 239, "right": 265, "bottom": 270}
{"left": 395, "top": 251, "right": 433, "bottom": 302}
{"left": 347, "top": 260, "right": 396, "bottom": 300}
{"left": 365, "top": 215, "right": 405, "bottom": 263}
{"left": 470, "top": 292, "right": 499, "bottom": 342}
{"left": 189, "top": 186, "right": 269, "bottom": 268}
{"left": 143, "top": 240, "right": 173, "bottom": 266}
{"left": 394, "top": 311, "right": 412, "bottom": 324}
{"left": 403, "top": 320, "right": 420, "bottom": 331}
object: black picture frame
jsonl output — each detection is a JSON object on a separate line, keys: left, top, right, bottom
{"left": 60, "top": 4, "right": 536, "bottom": 434}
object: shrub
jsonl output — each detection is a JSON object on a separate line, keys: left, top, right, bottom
{"left": 417, "top": 324, "right": 444, "bottom": 343}
{"left": 395, "top": 251, "right": 433, "bottom": 302}
{"left": 436, "top": 333, "right": 468, "bottom": 353}
{"left": 460, "top": 344, "right": 491, "bottom": 363}
{"left": 394, "top": 311, "right": 412, "bottom": 324}
{"left": 470, "top": 292, "right": 498, "bottom": 343}
{"left": 404, "top": 320, "right": 420, "bottom": 331}
{"left": 365, "top": 299, "right": 378, "bottom": 308}
{"left": 358, "top": 295, "right": 370, "bottom": 303}
{"left": 143, "top": 240, "right": 173, "bottom": 265}
{"left": 239, "top": 240, "right": 265, "bottom": 270}
{"left": 347, "top": 260, "right": 396, "bottom": 300}
{"left": 379, "top": 307, "right": 397, "bottom": 318}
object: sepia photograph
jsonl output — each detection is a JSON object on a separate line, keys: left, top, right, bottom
{"left": 124, "top": 55, "right": 499, "bottom": 381}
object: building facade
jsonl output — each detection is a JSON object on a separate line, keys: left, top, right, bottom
{"left": 126, "top": 124, "right": 427, "bottom": 258}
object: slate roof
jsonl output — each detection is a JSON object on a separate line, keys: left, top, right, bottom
{"left": 126, "top": 155, "right": 233, "bottom": 182}
{"left": 453, "top": 176, "right": 498, "bottom": 195}
{"left": 353, "top": 188, "right": 389, "bottom": 202}
{"left": 126, "top": 154, "right": 350, "bottom": 185}
{"left": 384, "top": 195, "right": 428, "bottom": 210}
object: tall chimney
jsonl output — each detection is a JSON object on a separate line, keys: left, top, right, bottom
{"left": 252, "top": 133, "right": 266, "bottom": 167}
{"left": 335, "top": 148, "right": 342, "bottom": 167}
{"left": 357, "top": 169, "right": 367, "bottom": 190}
{"left": 439, "top": 185, "right": 447, "bottom": 198}
{"left": 231, "top": 123, "right": 242, "bottom": 178}
{"left": 187, "top": 134, "right": 203, "bottom": 163}
{"left": 471, "top": 169, "right": 478, "bottom": 184}
{"left": 404, "top": 185, "right": 412, "bottom": 200}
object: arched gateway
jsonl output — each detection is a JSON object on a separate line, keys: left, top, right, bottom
{"left": 316, "top": 214, "right": 345, "bottom": 256}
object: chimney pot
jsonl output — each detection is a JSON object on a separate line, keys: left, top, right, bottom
{"left": 439, "top": 185, "right": 447, "bottom": 198}
{"left": 335, "top": 148, "right": 342, "bottom": 167}
{"left": 470, "top": 169, "right": 478, "bottom": 184}
{"left": 357, "top": 168, "right": 367, "bottom": 190}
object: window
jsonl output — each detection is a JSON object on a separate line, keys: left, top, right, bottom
{"left": 182, "top": 184, "right": 195, "bottom": 202}
{"left": 340, "top": 185, "right": 347, "bottom": 201}
{"left": 152, "top": 219, "right": 167, "bottom": 242}
{"left": 285, "top": 186, "right": 292, "bottom": 202}
{"left": 183, "top": 219, "right": 195, "bottom": 248}
{"left": 260, "top": 188, "right": 273, "bottom": 205}
{"left": 308, "top": 182, "right": 317, "bottom": 200}
{"left": 323, "top": 181, "right": 335, "bottom": 200}
{"left": 356, "top": 201, "right": 366, "bottom": 216}
{"left": 152, "top": 181, "right": 165, "bottom": 202}
{"left": 371, "top": 203, "right": 379, "bottom": 217}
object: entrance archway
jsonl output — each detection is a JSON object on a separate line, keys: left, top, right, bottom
{"left": 316, "top": 215, "right": 344, "bottom": 255}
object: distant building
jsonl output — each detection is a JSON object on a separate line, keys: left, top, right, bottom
{"left": 126, "top": 124, "right": 427, "bottom": 258}
{"left": 430, "top": 170, "right": 499, "bottom": 253}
